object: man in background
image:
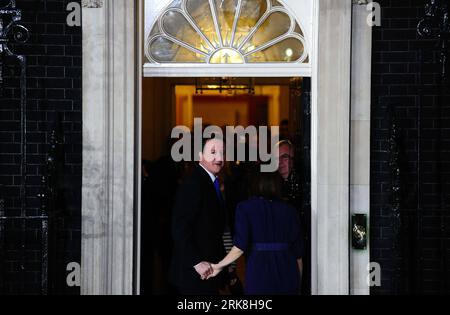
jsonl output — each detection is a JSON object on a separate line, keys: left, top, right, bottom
{"left": 277, "top": 140, "right": 311, "bottom": 295}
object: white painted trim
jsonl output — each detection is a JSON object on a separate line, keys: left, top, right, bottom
{"left": 143, "top": 63, "right": 312, "bottom": 77}
{"left": 350, "top": 3, "right": 372, "bottom": 296}
{"left": 313, "top": 0, "right": 352, "bottom": 295}
{"left": 144, "top": 0, "right": 313, "bottom": 46}
{"left": 81, "top": 0, "right": 136, "bottom": 295}
{"left": 134, "top": 0, "right": 144, "bottom": 296}
{"left": 142, "top": 0, "right": 312, "bottom": 69}
{"left": 310, "top": 0, "right": 319, "bottom": 296}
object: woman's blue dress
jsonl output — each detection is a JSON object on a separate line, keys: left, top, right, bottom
{"left": 233, "top": 197, "right": 303, "bottom": 295}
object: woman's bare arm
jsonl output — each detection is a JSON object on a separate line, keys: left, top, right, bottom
{"left": 207, "top": 246, "right": 244, "bottom": 279}
{"left": 217, "top": 246, "right": 244, "bottom": 268}
{"left": 297, "top": 258, "right": 303, "bottom": 294}
{"left": 297, "top": 258, "right": 303, "bottom": 277}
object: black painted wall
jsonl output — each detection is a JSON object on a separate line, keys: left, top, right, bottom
{"left": 371, "top": 0, "right": 450, "bottom": 294}
{"left": 0, "top": 0, "right": 81, "bottom": 294}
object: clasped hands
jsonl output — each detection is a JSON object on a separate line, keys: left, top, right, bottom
{"left": 194, "top": 262, "right": 223, "bottom": 280}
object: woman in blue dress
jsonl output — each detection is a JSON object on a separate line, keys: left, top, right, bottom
{"left": 207, "top": 172, "right": 304, "bottom": 295}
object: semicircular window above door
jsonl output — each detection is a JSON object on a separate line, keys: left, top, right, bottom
{"left": 145, "top": 0, "right": 309, "bottom": 64}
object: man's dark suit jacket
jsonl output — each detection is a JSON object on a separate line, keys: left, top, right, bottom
{"left": 169, "top": 164, "right": 226, "bottom": 293}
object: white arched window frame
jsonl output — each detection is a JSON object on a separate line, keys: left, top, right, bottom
{"left": 144, "top": 0, "right": 313, "bottom": 77}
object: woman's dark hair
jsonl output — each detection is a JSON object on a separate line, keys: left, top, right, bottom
{"left": 250, "top": 171, "right": 283, "bottom": 200}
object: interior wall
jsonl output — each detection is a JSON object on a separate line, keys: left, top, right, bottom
{"left": 143, "top": 79, "right": 292, "bottom": 163}
{"left": 280, "top": 86, "right": 291, "bottom": 122}
{"left": 174, "top": 85, "right": 290, "bottom": 129}
{"left": 193, "top": 97, "right": 251, "bottom": 127}
{"left": 142, "top": 78, "right": 175, "bottom": 161}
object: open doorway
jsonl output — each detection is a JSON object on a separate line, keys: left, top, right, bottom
{"left": 140, "top": 77, "right": 311, "bottom": 295}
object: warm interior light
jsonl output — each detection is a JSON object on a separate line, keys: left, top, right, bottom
{"left": 244, "top": 45, "right": 256, "bottom": 53}
{"left": 148, "top": 1, "right": 307, "bottom": 64}
{"left": 195, "top": 78, "right": 255, "bottom": 95}
{"left": 285, "top": 48, "right": 294, "bottom": 57}
{"left": 210, "top": 49, "right": 244, "bottom": 64}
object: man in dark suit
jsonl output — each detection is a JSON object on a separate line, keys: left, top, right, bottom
{"left": 170, "top": 138, "right": 226, "bottom": 295}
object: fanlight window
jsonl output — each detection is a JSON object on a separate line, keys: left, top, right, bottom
{"left": 145, "top": 0, "right": 308, "bottom": 64}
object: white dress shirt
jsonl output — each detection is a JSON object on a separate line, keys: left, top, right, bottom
{"left": 199, "top": 163, "right": 217, "bottom": 183}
